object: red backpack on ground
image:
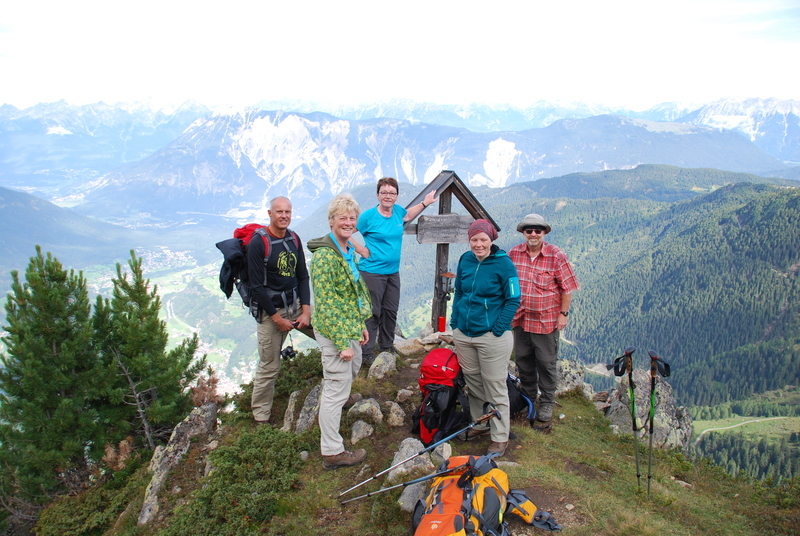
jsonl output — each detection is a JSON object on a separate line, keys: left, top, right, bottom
{"left": 411, "top": 348, "right": 471, "bottom": 445}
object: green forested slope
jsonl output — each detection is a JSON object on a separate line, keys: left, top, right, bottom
{"left": 567, "top": 183, "right": 800, "bottom": 405}
{"left": 523, "top": 163, "right": 796, "bottom": 201}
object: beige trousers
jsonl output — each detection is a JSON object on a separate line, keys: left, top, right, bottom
{"left": 315, "top": 329, "right": 362, "bottom": 456}
{"left": 453, "top": 329, "right": 513, "bottom": 442}
{"left": 251, "top": 306, "right": 301, "bottom": 421}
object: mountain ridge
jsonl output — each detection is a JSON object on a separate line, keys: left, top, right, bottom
{"left": 68, "top": 110, "right": 786, "bottom": 228}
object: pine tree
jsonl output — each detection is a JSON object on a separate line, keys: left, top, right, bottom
{"left": 0, "top": 248, "right": 107, "bottom": 504}
{"left": 94, "top": 251, "right": 205, "bottom": 448}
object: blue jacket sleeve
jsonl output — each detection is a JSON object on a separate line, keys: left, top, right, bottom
{"left": 449, "top": 256, "right": 464, "bottom": 330}
{"left": 492, "top": 259, "right": 521, "bottom": 336}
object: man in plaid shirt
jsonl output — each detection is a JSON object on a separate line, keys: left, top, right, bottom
{"left": 509, "top": 213, "right": 579, "bottom": 424}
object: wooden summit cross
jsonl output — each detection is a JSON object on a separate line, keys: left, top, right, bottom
{"left": 403, "top": 170, "right": 499, "bottom": 332}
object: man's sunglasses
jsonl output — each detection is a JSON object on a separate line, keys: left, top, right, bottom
{"left": 523, "top": 227, "right": 547, "bottom": 235}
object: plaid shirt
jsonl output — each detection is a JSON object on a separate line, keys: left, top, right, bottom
{"left": 510, "top": 242, "right": 579, "bottom": 334}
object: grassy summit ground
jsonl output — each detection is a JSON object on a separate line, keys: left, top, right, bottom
{"left": 34, "top": 352, "right": 799, "bottom": 536}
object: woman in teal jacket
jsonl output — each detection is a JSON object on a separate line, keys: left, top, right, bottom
{"left": 451, "top": 219, "right": 520, "bottom": 457}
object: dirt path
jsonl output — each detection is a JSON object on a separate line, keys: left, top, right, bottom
{"left": 693, "top": 416, "right": 788, "bottom": 446}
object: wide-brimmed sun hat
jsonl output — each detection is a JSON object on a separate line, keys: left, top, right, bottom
{"left": 516, "top": 213, "right": 551, "bottom": 233}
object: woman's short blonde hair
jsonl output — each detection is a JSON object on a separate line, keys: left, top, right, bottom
{"left": 327, "top": 193, "right": 361, "bottom": 223}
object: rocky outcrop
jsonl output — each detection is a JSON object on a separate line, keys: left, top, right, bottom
{"left": 396, "top": 388, "right": 415, "bottom": 403}
{"left": 506, "top": 357, "right": 689, "bottom": 450}
{"left": 294, "top": 383, "right": 321, "bottom": 433}
{"left": 348, "top": 398, "right": 383, "bottom": 425}
{"left": 138, "top": 403, "right": 218, "bottom": 526}
{"left": 367, "top": 351, "right": 397, "bottom": 379}
{"left": 384, "top": 401, "right": 406, "bottom": 427}
{"left": 507, "top": 358, "right": 594, "bottom": 400}
{"left": 603, "top": 369, "right": 692, "bottom": 450}
{"left": 556, "top": 359, "right": 594, "bottom": 399}
{"left": 395, "top": 441, "right": 451, "bottom": 513}
{"left": 280, "top": 390, "right": 302, "bottom": 432}
{"left": 350, "top": 420, "right": 374, "bottom": 444}
{"left": 394, "top": 337, "right": 426, "bottom": 356}
{"left": 386, "top": 438, "right": 435, "bottom": 484}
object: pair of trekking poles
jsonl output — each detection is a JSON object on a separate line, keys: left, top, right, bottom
{"left": 607, "top": 347, "right": 671, "bottom": 497}
{"left": 337, "top": 405, "right": 501, "bottom": 504}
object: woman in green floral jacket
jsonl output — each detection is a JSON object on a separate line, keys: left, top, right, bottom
{"left": 308, "top": 193, "right": 372, "bottom": 470}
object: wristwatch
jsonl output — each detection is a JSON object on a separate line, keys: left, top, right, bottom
{"left": 560, "top": 311, "right": 569, "bottom": 317}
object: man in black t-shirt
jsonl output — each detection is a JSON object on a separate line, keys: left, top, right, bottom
{"left": 247, "top": 196, "right": 313, "bottom": 425}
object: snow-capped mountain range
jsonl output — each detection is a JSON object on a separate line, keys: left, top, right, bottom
{"left": 679, "top": 98, "right": 800, "bottom": 162}
{"left": 1, "top": 98, "right": 797, "bottom": 228}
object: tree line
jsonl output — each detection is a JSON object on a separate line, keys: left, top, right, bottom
{"left": 691, "top": 390, "right": 800, "bottom": 420}
{"left": 0, "top": 247, "right": 205, "bottom": 519}
{"left": 691, "top": 433, "right": 799, "bottom": 482}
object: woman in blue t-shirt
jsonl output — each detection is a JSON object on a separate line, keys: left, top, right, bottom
{"left": 353, "top": 177, "right": 437, "bottom": 364}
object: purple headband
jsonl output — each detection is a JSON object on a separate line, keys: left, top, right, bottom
{"left": 468, "top": 219, "right": 497, "bottom": 241}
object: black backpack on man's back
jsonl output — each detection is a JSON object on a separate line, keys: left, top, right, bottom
{"left": 216, "top": 223, "right": 299, "bottom": 319}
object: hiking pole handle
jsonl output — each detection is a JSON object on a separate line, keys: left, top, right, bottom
{"left": 623, "top": 347, "right": 636, "bottom": 374}
{"left": 475, "top": 406, "right": 501, "bottom": 425}
{"left": 649, "top": 352, "right": 658, "bottom": 379}
{"left": 607, "top": 347, "right": 635, "bottom": 376}
{"left": 648, "top": 350, "right": 671, "bottom": 377}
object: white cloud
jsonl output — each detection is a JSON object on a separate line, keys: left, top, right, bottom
{"left": 0, "top": 0, "right": 797, "bottom": 110}
{"left": 46, "top": 126, "right": 72, "bottom": 135}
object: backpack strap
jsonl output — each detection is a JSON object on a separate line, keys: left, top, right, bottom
{"left": 506, "top": 489, "right": 562, "bottom": 531}
{"left": 255, "top": 228, "right": 299, "bottom": 260}
{"left": 252, "top": 228, "right": 301, "bottom": 310}
{"left": 252, "top": 227, "right": 271, "bottom": 288}
{"left": 532, "top": 510, "right": 562, "bottom": 531}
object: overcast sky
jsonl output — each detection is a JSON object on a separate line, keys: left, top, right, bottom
{"left": 1, "top": 0, "right": 797, "bottom": 111}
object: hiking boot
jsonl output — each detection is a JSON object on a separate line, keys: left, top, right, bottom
{"left": 486, "top": 441, "right": 508, "bottom": 457}
{"left": 537, "top": 403, "right": 554, "bottom": 423}
{"left": 322, "top": 449, "right": 367, "bottom": 470}
{"left": 253, "top": 415, "right": 272, "bottom": 426}
{"left": 532, "top": 421, "right": 552, "bottom": 433}
{"left": 463, "top": 427, "right": 491, "bottom": 441}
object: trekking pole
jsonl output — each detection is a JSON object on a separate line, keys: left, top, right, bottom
{"left": 607, "top": 347, "right": 641, "bottom": 490}
{"left": 337, "top": 406, "right": 500, "bottom": 498}
{"left": 646, "top": 350, "right": 671, "bottom": 497}
{"left": 339, "top": 461, "right": 471, "bottom": 504}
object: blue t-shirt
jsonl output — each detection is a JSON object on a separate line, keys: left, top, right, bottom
{"left": 357, "top": 204, "right": 407, "bottom": 274}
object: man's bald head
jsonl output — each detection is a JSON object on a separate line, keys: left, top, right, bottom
{"left": 268, "top": 196, "right": 293, "bottom": 235}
